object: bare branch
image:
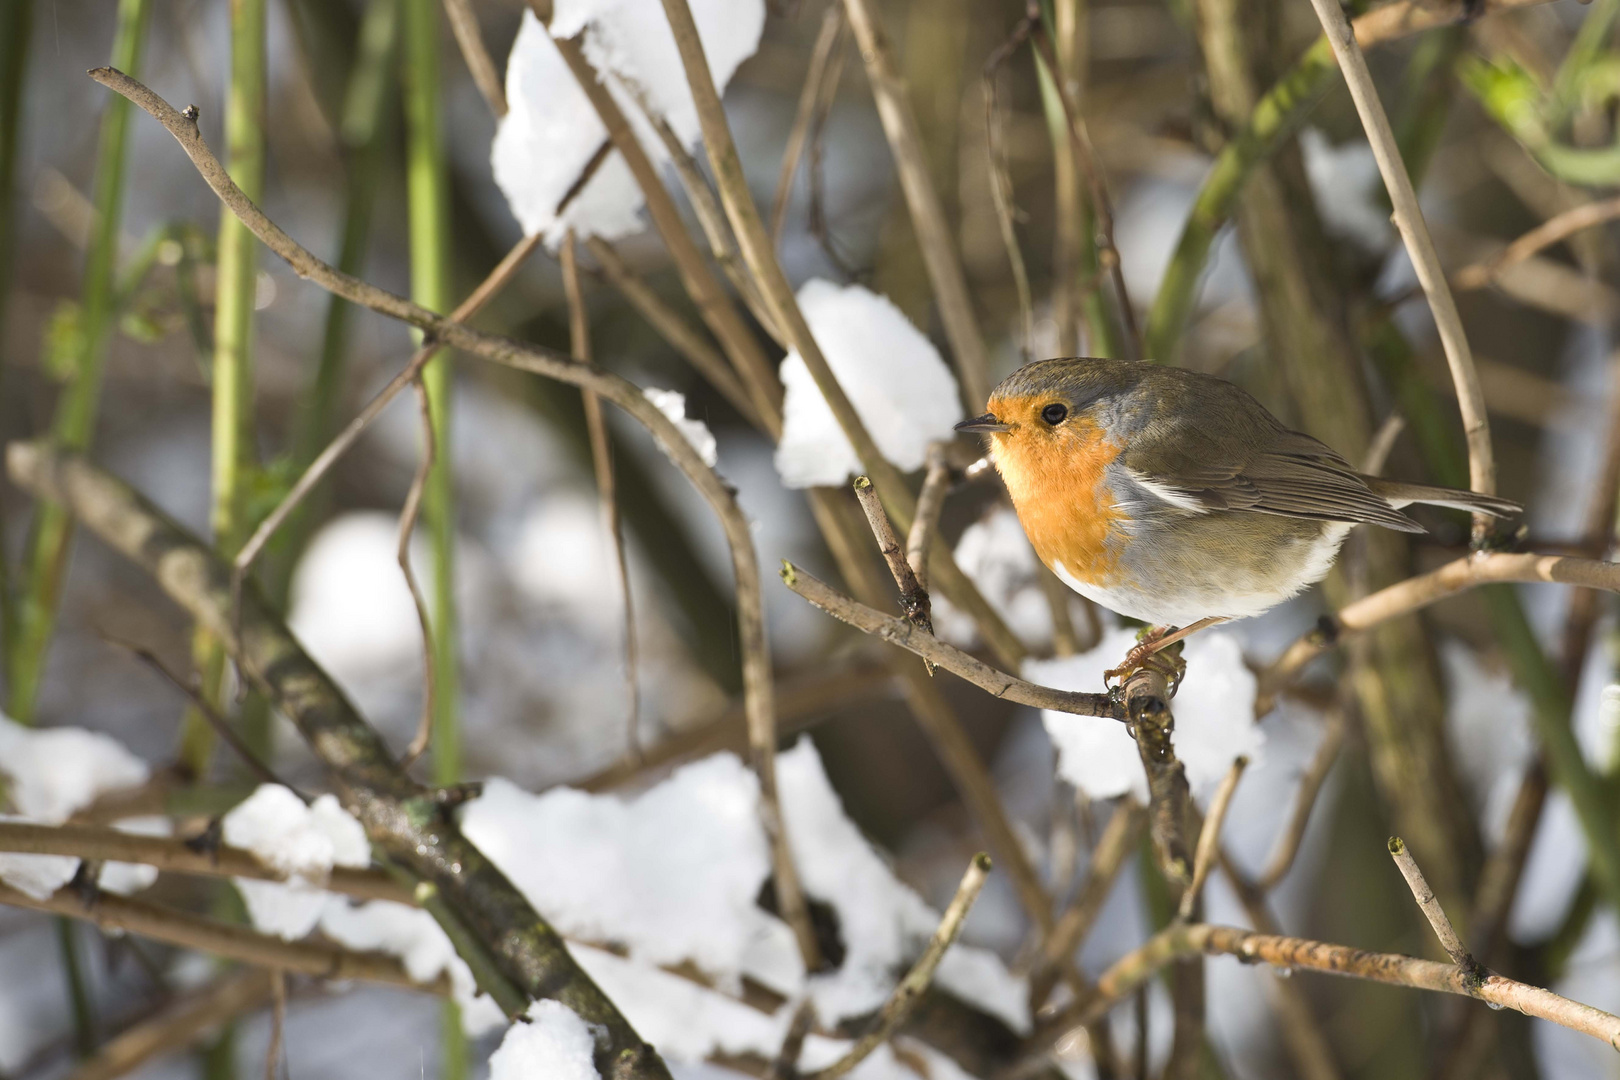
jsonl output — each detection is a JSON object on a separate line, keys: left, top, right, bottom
{"left": 906, "top": 445, "right": 951, "bottom": 591}
{"left": 1302, "top": 0, "right": 1495, "bottom": 531}
{"left": 806, "top": 853, "right": 992, "bottom": 1080}
{"left": 852, "top": 475, "right": 934, "bottom": 640}
{"left": 0, "top": 882, "right": 447, "bottom": 991}
{"left": 0, "top": 820, "right": 412, "bottom": 902}
{"left": 1028, "top": 923, "right": 1620, "bottom": 1062}
{"left": 1262, "top": 551, "right": 1620, "bottom": 695}
{"left": 780, "top": 563, "right": 1119, "bottom": 718}
{"left": 1455, "top": 195, "right": 1620, "bottom": 292}
{"left": 441, "top": 0, "right": 507, "bottom": 117}
{"left": 395, "top": 378, "right": 440, "bottom": 769}
{"left": 1389, "top": 836, "right": 1480, "bottom": 975}
{"left": 1256, "top": 711, "right": 1344, "bottom": 890}
{"left": 771, "top": 6, "right": 846, "bottom": 243}
{"left": 1180, "top": 757, "right": 1248, "bottom": 921}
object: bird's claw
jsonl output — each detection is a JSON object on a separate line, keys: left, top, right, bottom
{"left": 1104, "top": 627, "right": 1187, "bottom": 694}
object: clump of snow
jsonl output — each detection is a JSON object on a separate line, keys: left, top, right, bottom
{"left": 222, "top": 786, "right": 370, "bottom": 940}
{"left": 456, "top": 741, "right": 1029, "bottom": 1056}
{"left": 1027, "top": 629, "right": 1263, "bottom": 803}
{"left": 492, "top": 0, "right": 765, "bottom": 248}
{"left": 460, "top": 755, "right": 801, "bottom": 995}
{"left": 935, "top": 507, "right": 1071, "bottom": 649}
{"left": 319, "top": 898, "right": 507, "bottom": 1036}
{"left": 97, "top": 816, "right": 170, "bottom": 896}
{"left": 777, "top": 741, "right": 1029, "bottom": 1032}
{"left": 489, "top": 999, "right": 602, "bottom": 1080}
{"left": 774, "top": 280, "right": 963, "bottom": 488}
{"left": 0, "top": 713, "right": 149, "bottom": 823}
{"left": 644, "top": 387, "right": 719, "bottom": 468}
{"left": 0, "top": 816, "right": 79, "bottom": 900}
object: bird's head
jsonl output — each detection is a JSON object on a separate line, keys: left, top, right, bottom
{"left": 954, "top": 357, "right": 1143, "bottom": 468}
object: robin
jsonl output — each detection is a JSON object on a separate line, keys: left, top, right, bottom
{"left": 955, "top": 357, "right": 1519, "bottom": 664}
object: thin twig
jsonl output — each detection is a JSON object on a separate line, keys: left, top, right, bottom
{"left": 984, "top": 15, "right": 1039, "bottom": 359}
{"left": 852, "top": 475, "right": 933, "bottom": 638}
{"left": 1025, "top": 7, "right": 1139, "bottom": 362}
{"left": 0, "top": 820, "right": 413, "bottom": 902}
{"left": 264, "top": 969, "right": 286, "bottom": 1080}
{"left": 806, "top": 853, "right": 992, "bottom": 1080}
{"left": 441, "top": 0, "right": 506, "bottom": 117}
{"left": 780, "top": 563, "right": 1120, "bottom": 718}
{"left": 771, "top": 5, "right": 846, "bottom": 243}
{"left": 1255, "top": 711, "right": 1345, "bottom": 890}
{"left": 396, "top": 377, "right": 439, "bottom": 769}
{"left": 232, "top": 230, "right": 545, "bottom": 595}
{"left": 1388, "top": 836, "right": 1479, "bottom": 975}
{"left": 769, "top": 1000, "right": 817, "bottom": 1080}
{"left": 837, "top": 0, "right": 994, "bottom": 407}
{"left": 564, "top": 231, "right": 641, "bottom": 764}
{"left": 1179, "top": 757, "right": 1249, "bottom": 920}
{"left": 105, "top": 637, "right": 294, "bottom": 793}
{"left": 1454, "top": 194, "right": 1620, "bottom": 291}
{"left": 906, "top": 445, "right": 950, "bottom": 591}
{"left": 1302, "top": 0, "right": 1495, "bottom": 535}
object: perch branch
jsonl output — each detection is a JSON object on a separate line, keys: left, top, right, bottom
{"left": 780, "top": 563, "right": 1119, "bottom": 718}
{"left": 806, "top": 853, "right": 992, "bottom": 1080}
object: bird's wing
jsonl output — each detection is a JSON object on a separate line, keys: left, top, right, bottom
{"left": 1118, "top": 384, "right": 1425, "bottom": 533}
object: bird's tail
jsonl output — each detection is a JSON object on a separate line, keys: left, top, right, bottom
{"left": 1363, "top": 476, "right": 1522, "bottom": 518}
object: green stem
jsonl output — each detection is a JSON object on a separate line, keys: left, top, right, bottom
{"left": 0, "top": 0, "right": 33, "bottom": 670}
{"left": 1145, "top": 35, "right": 1335, "bottom": 364}
{"left": 181, "top": 0, "right": 269, "bottom": 774}
{"left": 6, "top": 0, "right": 151, "bottom": 723}
{"left": 267, "top": 0, "right": 402, "bottom": 603}
{"left": 402, "top": 0, "right": 462, "bottom": 1071}
{"left": 1551, "top": 0, "right": 1620, "bottom": 122}
{"left": 56, "top": 916, "right": 96, "bottom": 1056}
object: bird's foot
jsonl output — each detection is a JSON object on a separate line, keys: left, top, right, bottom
{"left": 1105, "top": 626, "right": 1180, "bottom": 689}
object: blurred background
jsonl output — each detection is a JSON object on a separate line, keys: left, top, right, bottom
{"left": 1, "top": 0, "right": 1619, "bottom": 1076}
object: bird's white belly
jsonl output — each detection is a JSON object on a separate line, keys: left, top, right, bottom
{"left": 1053, "top": 521, "right": 1351, "bottom": 627}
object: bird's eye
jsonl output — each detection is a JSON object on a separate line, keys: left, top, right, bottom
{"left": 1041, "top": 403, "right": 1068, "bottom": 425}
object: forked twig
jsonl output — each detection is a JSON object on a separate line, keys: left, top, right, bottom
{"left": 851, "top": 475, "right": 933, "bottom": 639}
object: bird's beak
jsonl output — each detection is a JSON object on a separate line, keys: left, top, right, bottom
{"left": 955, "top": 413, "right": 1011, "bottom": 433}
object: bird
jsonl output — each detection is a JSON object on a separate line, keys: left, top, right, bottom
{"left": 955, "top": 357, "right": 1520, "bottom": 665}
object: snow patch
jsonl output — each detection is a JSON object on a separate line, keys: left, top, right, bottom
{"left": 222, "top": 786, "right": 370, "bottom": 940}
{"left": 0, "top": 713, "right": 149, "bottom": 823}
{"left": 775, "top": 280, "right": 962, "bottom": 488}
{"left": 489, "top": 999, "right": 602, "bottom": 1080}
{"left": 645, "top": 386, "right": 719, "bottom": 468}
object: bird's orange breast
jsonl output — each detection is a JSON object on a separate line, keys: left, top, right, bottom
{"left": 990, "top": 415, "right": 1126, "bottom": 586}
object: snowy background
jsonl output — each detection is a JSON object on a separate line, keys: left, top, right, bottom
{"left": 1, "top": 0, "right": 1618, "bottom": 1078}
